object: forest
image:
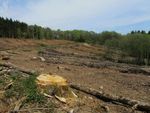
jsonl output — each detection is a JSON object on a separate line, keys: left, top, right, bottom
{"left": 0, "top": 17, "right": 150, "bottom": 65}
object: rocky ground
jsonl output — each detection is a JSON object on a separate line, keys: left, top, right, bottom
{"left": 0, "top": 38, "right": 150, "bottom": 113}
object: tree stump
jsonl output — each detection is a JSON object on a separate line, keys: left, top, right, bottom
{"left": 36, "top": 74, "right": 77, "bottom": 103}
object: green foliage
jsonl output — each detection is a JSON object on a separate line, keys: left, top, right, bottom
{"left": 105, "top": 38, "right": 120, "bottom": 48}
{"left": 1, "top": 72, "right": 55, "bottom": 112}
{"left": 22, "top": 75, "right": 45, "bottom": 103}
{"left": 99, "top": 31, "right": 121, "bottom": 44}
{"left": 0, "top": 79, "right": 4, "bottom": 84}
{"left": 105, "top": 34, "right": 150, "bottom": 65}
{"left": 4, "top": 74, "right": 45, "bottom": 103}
{"left": 0, "top": 17, "right": 52, "bottom": 39}
{"left": 0, "top": 17, "right": 122, "bottom": 44}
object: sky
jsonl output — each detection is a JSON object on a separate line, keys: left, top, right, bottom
{"left": 0, "top": 0, "right": 150, "bottom": 34}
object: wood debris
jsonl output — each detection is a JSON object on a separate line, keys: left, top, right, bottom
{"left": 55, "top": 95, "right": 67, "bottom": 103}
{"left": 43, "top": 93, "right": 52, "bottom": 98}
{"left": 13, "top": 97, "right": 26, "bottom": 112}
{"left": 70, "top": 84, "right": 150, "bottom": 112}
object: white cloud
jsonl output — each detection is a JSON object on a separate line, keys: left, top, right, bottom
{"left": 22, "top": 0, "right": 113, "bottom": 24}
{"left": 0, "top": 0, "right": 150, "bottom": 32}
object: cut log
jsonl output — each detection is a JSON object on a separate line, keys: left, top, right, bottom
{"left": 119, "top": 67, "right": 150, "bottom": 76}
{"left": 70, "top": 84, "right": 150, "bottom": 112}
{"left": 0, "top": 63, "right": 36, "bottom": 75}
{"left": 1, "top": 63, "right": 149, "bottom": 111}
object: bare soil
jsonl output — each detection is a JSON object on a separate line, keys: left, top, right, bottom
{"left": 0, "top": 38, "right": 150, "bottom": 113}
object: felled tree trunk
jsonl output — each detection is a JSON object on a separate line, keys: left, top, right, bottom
{"left": 70, "top": 84, "right": 150, "bottom": 112}
{"left": 119, "top": 67, "right": 150, "bottom": 76}
{"left": 0, "top": 63, "right": 35, "bottom": 75}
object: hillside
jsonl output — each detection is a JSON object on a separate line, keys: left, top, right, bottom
{"left": 1, "top": 17, "right": 150, "bottom": 66}
{"left": 0, "top": 38, "right": 150, "bottom": 113}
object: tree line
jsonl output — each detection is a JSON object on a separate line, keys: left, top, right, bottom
{"left": 1, "top": 17, "right": 150, "bottom": 65}
{"left": 0, "top": 17, "right": 127, "bottom": 43}
{"left": 105, "top": 34, "right": 150, "bottom": 65}
{"left": 0, "top": 17, "right": 52, "bottom": 39}
{"left": 0, "top": 17, "right": 99, "bottom": 41}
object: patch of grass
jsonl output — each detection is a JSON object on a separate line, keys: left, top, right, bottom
{"left": 4, "top": 73, "right": 55, "bottom": 112}
{"left": 10, "top": 72, "right": 20, "bottom": 81}
{"left": 0, "top": 79, "right": 4, "bottom": 84}
{"left": 0, "top": 79, "right": 5, "bottom": 89}
{"left": 22, "top": 75, "right": 45, "bottom": 103}
{"left": 5, "top": 89, "right": 16, "bottom": 98}
{"left": 41, "top": 102, "right": 56, "bottom": 113}
{"left": 5, "top": 74, "right": 45, "bottom": 103}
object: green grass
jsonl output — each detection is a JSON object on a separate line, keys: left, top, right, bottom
{"left": 3, "top": 73, "right": 55, "bottom": 112}
{"left": 22, "top": 75, "right": 45, "bottom": 103}
{"left": 0, "top": 79, "right": 4, "bottom": 84}
{"left": 5, "top": 74, "right": 45, "bottom": 103}
{"left": 0, "top": 67, "right": 55, "bottom": 112}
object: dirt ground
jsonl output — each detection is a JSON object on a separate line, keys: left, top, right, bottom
{"left": 0, "top": 38, "right": 150, "bottom": 113}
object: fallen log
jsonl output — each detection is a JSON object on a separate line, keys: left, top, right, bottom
{"left": 1, "top": 63, "right": 149, "bottom": 111}
{"left": 0, "top": 63, "right": 36, "bottom": 75}
{"left": 119, "top": 67, "right": 150, "bottom": 76}
{"left": 70, "top": 84, "right": 150, "bottom": 112}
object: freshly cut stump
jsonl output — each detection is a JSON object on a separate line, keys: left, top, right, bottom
{"left": 36, "top": 74, "right": 77, "bottom": 103}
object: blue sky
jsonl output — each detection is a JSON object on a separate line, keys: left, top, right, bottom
{"left": 0, "top": 0, "right": 150, "bottom": 34}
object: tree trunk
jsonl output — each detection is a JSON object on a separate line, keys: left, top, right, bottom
{"left": 70, "top": 84, "right": 150, "bottom": 112}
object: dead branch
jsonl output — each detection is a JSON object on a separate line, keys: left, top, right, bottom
{"left": 43, "top": 93, "right": 52, "bottom": 98}
{"left": 70, "top": 84, "right": 150, "bottom": 112}
{"left": 4, "top": 81, "right": 13, "bottom": 90}
{"left": 55, "top": 95, "right": 67, "bottom": 103}
{"left": 14, "top": 97, "right": 26, "bottom": 111}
